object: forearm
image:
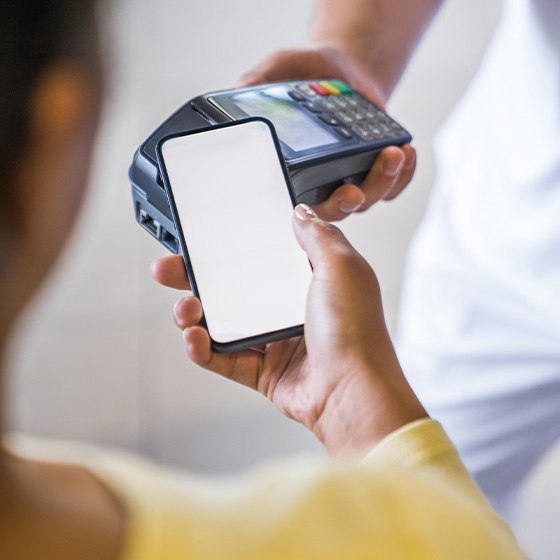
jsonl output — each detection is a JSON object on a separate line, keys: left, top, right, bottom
{"left": 310, "top": 0, "right": 443, "bottom": 96}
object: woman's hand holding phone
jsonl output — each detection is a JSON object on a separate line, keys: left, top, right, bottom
{"left": 151, "top": 205, "right": 427, "bottom": 458}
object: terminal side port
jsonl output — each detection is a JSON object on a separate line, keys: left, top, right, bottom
{"left": 138, "top": 207, "right": 179, "bottom": 253}
{"left": 139, "top": 208, "right": 161, "bottom": 238}
{"left": 161, "top": 228, "right": 178, "bottom": 253}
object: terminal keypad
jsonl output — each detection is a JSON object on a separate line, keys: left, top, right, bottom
{"left": 293, "top": 80, "right": 407, "bottom": 143}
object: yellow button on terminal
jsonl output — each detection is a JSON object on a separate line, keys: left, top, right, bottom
{"left": 319, "top": 81, "right": 341, "bottom": 95}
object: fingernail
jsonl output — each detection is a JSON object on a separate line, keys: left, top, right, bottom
{"left": 173, "top": 299, "right": 182, "bottom": 319}
{"left": 338, "top": 199, "right": 363, "bottom": 213}
{"left": 294, "top": 204, "right": 317, "bottom": 220}
{"left": 183, "top": 329, "right": 193, "bottom": 351}
{"left": 404, "top": 151, "right": 416, "bottom": 169}
{"left": 384, "top": 157, "right": 404, "bottom": 177}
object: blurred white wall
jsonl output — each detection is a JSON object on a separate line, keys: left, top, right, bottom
{"left": 6, "top": 0, "right": 559, "bottom": 557}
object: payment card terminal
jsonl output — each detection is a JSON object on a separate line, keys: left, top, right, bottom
{"left": 129, "top": 80, "right": 412, "bottom": 254}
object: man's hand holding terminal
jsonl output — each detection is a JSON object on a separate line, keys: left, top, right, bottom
{"left": 239, "top": 0, "right": 443, "bottom": 220}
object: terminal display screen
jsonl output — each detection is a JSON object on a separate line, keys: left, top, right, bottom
{"left": 230, "top": 87, "right": 337, "bottom": 153}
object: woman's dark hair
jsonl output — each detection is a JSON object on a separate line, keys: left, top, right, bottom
{"left": 0, "top": 1, "right": 97, "bottom": 210}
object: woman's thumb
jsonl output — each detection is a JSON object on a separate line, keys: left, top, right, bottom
{"left": 292, "top": 204, "right": 352, "bottom": 267}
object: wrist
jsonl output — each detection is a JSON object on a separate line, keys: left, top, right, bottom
{"left": 312, "top": 367, "right": 428, "bottom": 459}
{"left": 307, "top": 0, "right": 443, "bottom": 100}
{"left": 309, "top": 32, "right": 371, "bottom": 63}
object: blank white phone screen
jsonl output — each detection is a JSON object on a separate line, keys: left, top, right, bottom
{"left": 161, "top": 120, "right": 312, "bottom": 344}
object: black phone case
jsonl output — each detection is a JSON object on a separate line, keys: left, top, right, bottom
{"left": 156, "top": 117, "right": 306, "bottom": 353}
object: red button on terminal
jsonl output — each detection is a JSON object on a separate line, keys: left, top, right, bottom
{"left": 309, "top": 82, "right": 330, "bottom": 96}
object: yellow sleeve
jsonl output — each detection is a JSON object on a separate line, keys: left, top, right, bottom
{"left": 85, "top": 419, "right": 527, "bottom": 560}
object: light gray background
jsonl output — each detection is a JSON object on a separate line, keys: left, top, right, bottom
{"left": 6, "top": 0, "right": 559, "bottom": 557}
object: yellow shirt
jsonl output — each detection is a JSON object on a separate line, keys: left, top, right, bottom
{"left": 55, "top": 419, "right": 524, "bottom": 559}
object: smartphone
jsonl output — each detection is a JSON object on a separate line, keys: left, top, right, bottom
{"left": 157, "top": 117, "right": 312, "bottom": 353}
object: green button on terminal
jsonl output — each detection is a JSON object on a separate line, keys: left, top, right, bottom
{"left": 331, "top": 80, "right": 353, "bottom": 94}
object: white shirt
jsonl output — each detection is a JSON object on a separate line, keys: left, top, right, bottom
{"left": 397, "top": 0, "right": 560, "bottom": 520}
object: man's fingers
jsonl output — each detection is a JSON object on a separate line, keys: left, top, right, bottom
{"left": 312, "top": 183, "right": 365, "bottom": 222}
{"left": 355, "top": 146, "right": 406, "bottom": 212}
{"left": 239, "top": 50, "right": 312, "bottom": 86}
{"left": 150, "top": 255, "right": 190, "bottom": 290}
{"left": 310, "top": 145, "right": 414, "bottom": 221}
{"left": 382, "top": 145, "right": 416, "bottom": 200}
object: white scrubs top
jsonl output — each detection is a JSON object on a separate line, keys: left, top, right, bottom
{"left": 397, "top": 0, "right": 560, "bottom": 520}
